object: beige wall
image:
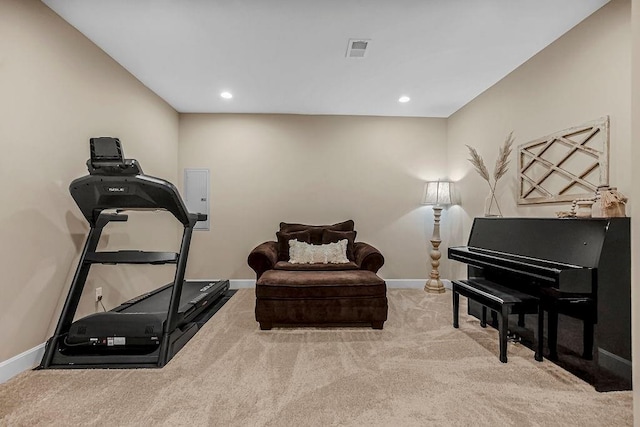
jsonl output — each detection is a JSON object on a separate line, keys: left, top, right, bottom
{"left": 178, "top": 114, "right": 449, "bottom": 280}
{"left": 447, "top": 0, "right": 631, "bottom": 265}
{"left": 0, "top": 0, "right": 180, "bottom": 362}
{"left": 631, "top": 0, "right": 639, "bottom": 418}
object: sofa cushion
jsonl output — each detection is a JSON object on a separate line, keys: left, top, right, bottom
{"left": 273, "top": 261, "right": 359, "bottom": 271}
{"left": 322, "top": 229, "right": 356, "bottom": 260}
{"left": 289, "top": 239, "right": 349, "bottom": 264}
{"left": 279, "top": 220, "right": 354, "bottom": 245}
{"left": 276, "top": 230, "right": 311, "bottom": 261}
{"left": 256, "top": 270, "right": 386, "bottom": 299}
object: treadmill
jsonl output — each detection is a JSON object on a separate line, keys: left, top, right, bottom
{"left": 40, "top": 137, "right": 231, "bottom": 369}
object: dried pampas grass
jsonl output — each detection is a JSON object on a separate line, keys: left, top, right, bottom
{"left": 466, "top": 132, "right": 515, "bottom": 216}
{"left": 494, "top": 132, "right": 514, "bottom": 182}
{"left": 465, "top": 145, "right": 490, "bottom": 182}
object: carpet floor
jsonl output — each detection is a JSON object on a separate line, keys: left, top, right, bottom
{"left": 0, "top": 289, "right": 632, "bottom": 426}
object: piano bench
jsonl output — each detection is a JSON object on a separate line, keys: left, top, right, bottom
{"left": 452, "top": 279, "right": 543, "bottom": 363}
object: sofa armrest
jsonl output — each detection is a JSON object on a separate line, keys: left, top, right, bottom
{"left": 248, "top": 241, "right": 278, "bottom": 279}
{"left": 354, "top": 242, "right": 384, "bottom": 273}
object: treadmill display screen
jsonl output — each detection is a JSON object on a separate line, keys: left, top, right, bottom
{"left": 90, "top": 137, "right": 124, "bottom": 163}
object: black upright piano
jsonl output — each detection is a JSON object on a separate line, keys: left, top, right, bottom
{"left": 448, "top": 217, "right": 631, "bottom": 391}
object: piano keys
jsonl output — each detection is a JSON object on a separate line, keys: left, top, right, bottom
{"left": 448, "top": 217, "right": 631, "bottom": 391}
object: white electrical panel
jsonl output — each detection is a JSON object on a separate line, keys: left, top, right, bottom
{"left": 184, "top": 168, "right": 210, "bottom": 231}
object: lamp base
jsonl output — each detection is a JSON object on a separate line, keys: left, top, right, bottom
{"left": 425, "top": 206, "right": 446, "bottom": 295}
{"left": 424, "top": 279, "right": 446, "bottom": 294}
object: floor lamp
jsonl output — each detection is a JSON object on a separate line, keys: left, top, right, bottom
{"left": 422, "top": 181, "right": 460, "bottom": 294}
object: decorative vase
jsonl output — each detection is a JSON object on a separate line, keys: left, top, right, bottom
{"left": 484, "top": 191, "right": 501, "bottom": 217}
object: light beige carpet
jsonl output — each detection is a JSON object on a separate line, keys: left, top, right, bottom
{"left": 0, "top": 289, "right": 632, "bottom": 426}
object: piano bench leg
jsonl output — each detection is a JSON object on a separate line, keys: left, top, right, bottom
{"left": 498, "top": 306, "right": 508, "bottom": 363}
{"left": 481, "top": 306, "right": 487, "bottom": 328}
{"left": 452, "top": 289, "right": 460, "bottom": 328}
{"left": 535, "top": 304, "right": 543, "bottom": 362}
{"left": 548, "top": 309, "right": 559, "bottom": 360}
{"left": 583, "top": 321, "right": 594, "bottom": 360}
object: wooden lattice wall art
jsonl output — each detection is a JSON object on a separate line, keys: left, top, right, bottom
{"left": 518, "top": 116, "right": 609, "bottom": 205}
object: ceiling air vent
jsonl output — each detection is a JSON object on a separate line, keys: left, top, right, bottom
{"left": 346, "top": 39, "right": 370, "bottom": 58}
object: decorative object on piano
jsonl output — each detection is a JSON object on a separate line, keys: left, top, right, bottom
{"left": 555, "top": 186, "right": 627, "bottom": 218}
{"left": 575, "top": 199, "right": 594, "bottom": 218}
{"left": 466, "top": 132, "right": 514, "bottom": 217}
{"left": 555, "top": 198, "right": 597, "bottom": 219}
{"left": 558, "top": 197, "right": 597, "bottom": 218}
{"left": 421, "top": 180, "right": 460, "bottom": 294}
{"left": 518, "top": 116, "right": 610, "bottom": 205}
{"left": 555, "top": 210, "right": 574, "bottom": 218}
{"left": 592, "top": 185, "right": 627, "bottom": 217}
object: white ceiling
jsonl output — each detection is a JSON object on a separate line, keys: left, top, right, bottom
{"left": 42, "top": 0, "right": 609, "bottom": 118}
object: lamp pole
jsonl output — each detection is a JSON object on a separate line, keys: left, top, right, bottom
{"left": 424, "top": 205, "right": 445, "bottom": 294}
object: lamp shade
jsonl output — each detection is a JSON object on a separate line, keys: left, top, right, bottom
{"left": 422, "top": 181, "right": 460, "bottom": 206}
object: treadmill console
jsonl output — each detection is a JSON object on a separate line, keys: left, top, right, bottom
{"left": 87, "top": 137, "right": 143, "bottom": 176}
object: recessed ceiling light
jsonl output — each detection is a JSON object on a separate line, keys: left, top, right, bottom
{"left": 398, "top": 96, "right": 410, "bottom": 103}
{"left": 220, "top": 91, "right": 233, "bottom": 99}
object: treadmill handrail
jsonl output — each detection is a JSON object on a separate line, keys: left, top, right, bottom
{"left": 85, "top": 251, "right": 179, "bottom": 265}
{"left": 70, "top": 173, "right": 195, "bottom": 226}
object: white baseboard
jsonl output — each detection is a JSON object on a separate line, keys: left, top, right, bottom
{"left": 228, "top": 279, "right": 256, "bottom": 289}
{"left": 384, "top": 279, "right": 452, "bottom": 290}
{"left": 0, "top": 343, "right": 45, "bottom": 384}
{"left": 0, "top": 279, "right": 447, "bottom": 383}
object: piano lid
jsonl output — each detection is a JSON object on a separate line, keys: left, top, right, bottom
{"left": 466, "top": 217, "right": 611, "bottom": 269}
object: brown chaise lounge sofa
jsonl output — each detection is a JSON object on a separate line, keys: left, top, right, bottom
{"left": 248, "top": 220, "right": 388, "bottom": 330}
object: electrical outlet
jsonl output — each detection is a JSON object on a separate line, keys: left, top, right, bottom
{"left": 95, "top": 287, "right": 103, "bottom": 302}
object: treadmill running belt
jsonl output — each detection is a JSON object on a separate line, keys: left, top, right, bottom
{"left": 116, "top": 280, "right": 229, "bottom": 324}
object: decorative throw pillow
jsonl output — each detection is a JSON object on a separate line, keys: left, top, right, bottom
{"left": 276, "top": 230, "right": 311, "bottom": 261}
{"left": 289, "top": 239, "right": 350, "bottom": 264}
{"left": 322, "top": 229, "right": 357, "bottom": 260}
{"left": 279, "top": 220, "right": 355, "bottom": 245}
